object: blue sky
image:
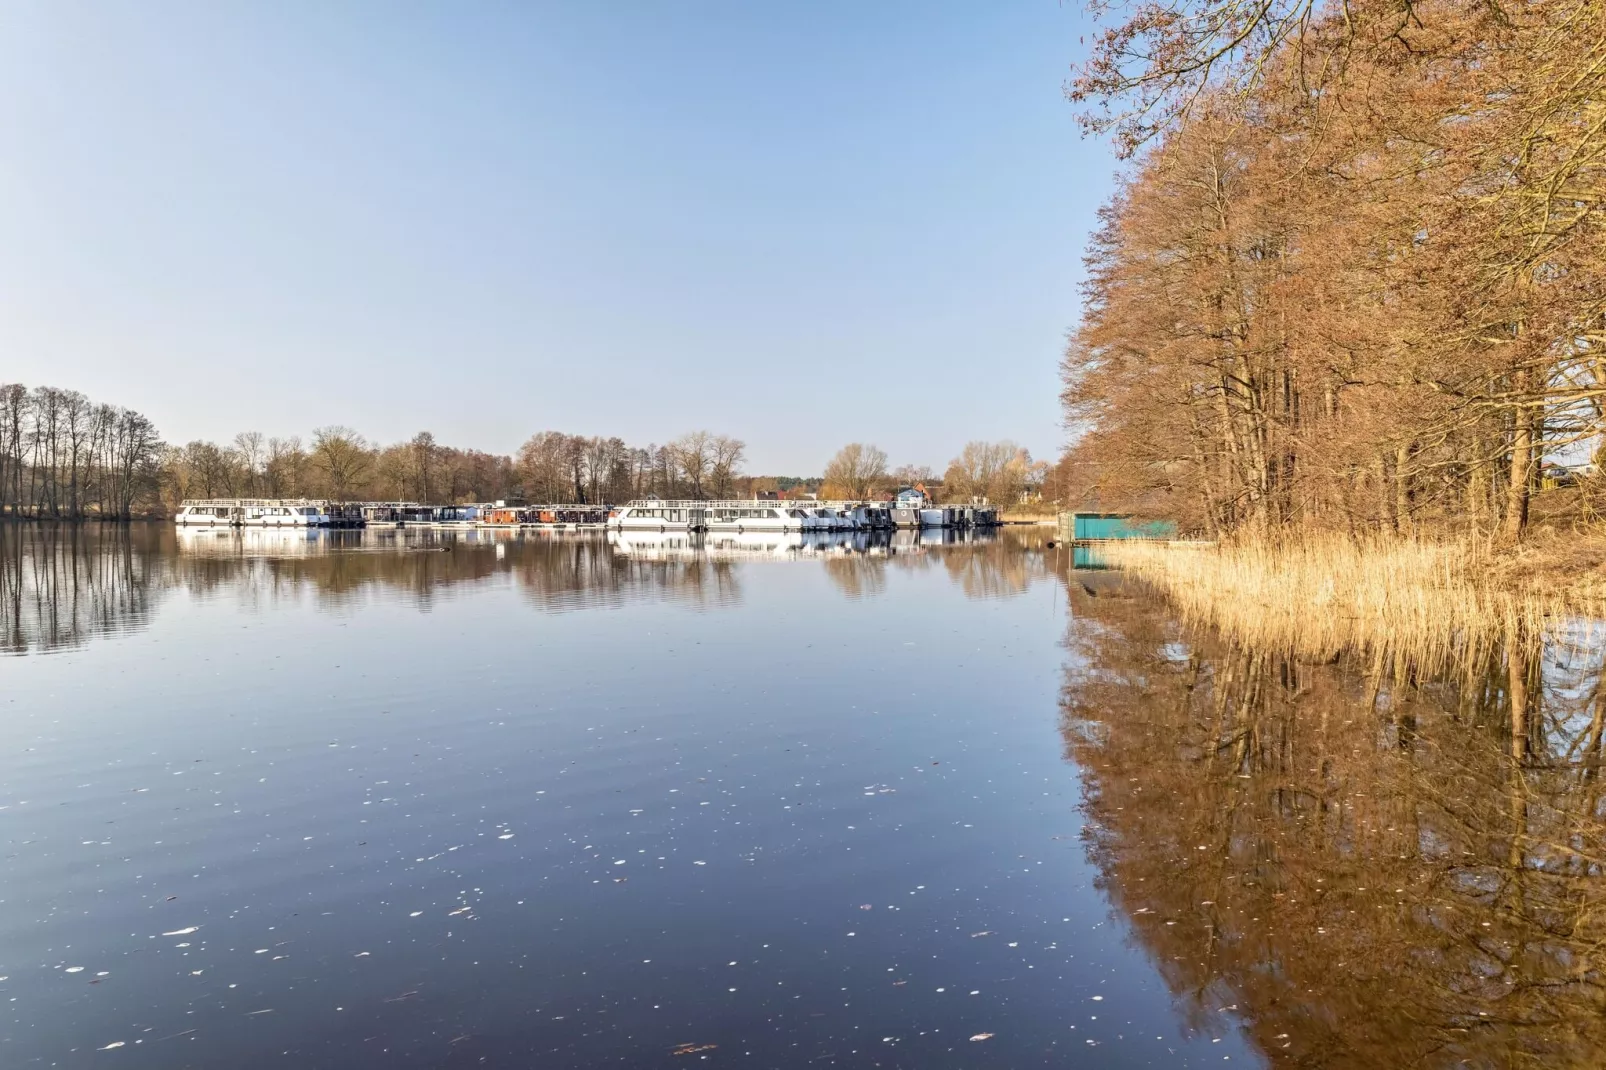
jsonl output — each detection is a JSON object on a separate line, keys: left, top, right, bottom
{"left": 0, "top": 1, "right": 1116, "bottom": 474}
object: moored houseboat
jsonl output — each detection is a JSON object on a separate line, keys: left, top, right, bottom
{"left": 608, "top": 500, "right": 710, "bottom": 532}
{"left": 176, "top": 499, "right": 335, "bottom": 527}
{"left": 704, "top": 502, "right": 808, "bottom": 533}
{"left": 175, "top": 501, "right": 239, "bottom": 526}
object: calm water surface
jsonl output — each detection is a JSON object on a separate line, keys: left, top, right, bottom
{"left": 4, "top": 525, "right": 1604, "bottom": 1068}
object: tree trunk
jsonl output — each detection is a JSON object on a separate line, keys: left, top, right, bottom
{"left": 1504, "top": 400, "right": 1532, "bottom": 541}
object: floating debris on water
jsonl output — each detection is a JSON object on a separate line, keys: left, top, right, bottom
{"left": 672, "top": 1043, "right": 717, "bottom": 1056}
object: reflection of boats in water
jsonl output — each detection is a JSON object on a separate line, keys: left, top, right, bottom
{"left": 610, "top": 530, "right": 856, "bottom": 561}
{"left": 703, "top": 531, "right": 812, "bottom": 558}
{"left": 175, "top": 525, "right": 350, "bottom": 557}
{"left": 608, "top": 529, "right": 996, "bottom": 561}
{"left": 610, "top": 499, "right": 992, "bottom": 534}
{"left": 606, "top": 530, "right": 706, "bottom": 559}
{"left": 610, "top": 530, "right": 851, "bottom": 561}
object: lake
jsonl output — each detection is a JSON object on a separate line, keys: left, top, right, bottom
{"left": 3, "top": 524, "right": 1604, "bottom": 1068}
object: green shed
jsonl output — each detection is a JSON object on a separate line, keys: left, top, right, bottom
{"left": 1059, "top": 512, "right": 1176, "bottom": 541}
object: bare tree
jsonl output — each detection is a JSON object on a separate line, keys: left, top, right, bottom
{"left": 1058, "top": 0, "right": 1606, "bottom": 541}
{"left": 0, "top": 383, "right": 27, "bottom": 514}
{"left": 517, "top": 431, "right": 570, "bottom": 503}
{"left": 232, "top": 432, "right": 266, "bottom": 497}
{"left": 672, "top": 431, "right": 713, "bottom": 498}
{"left": 309, "top": 426, "right": 373, "bottom": 500}
{"left": 710, "top": 435, "right": 746, "bottom": 498}
{"left": 30, "top": 387, "right": 64, "bottom": 516}
{"left": 944, "top": 441, "right": 1024, "bottom": 503}
{"left": 110, "top": 409, "right": 161, "bottom": 517}
{"left": 264, "top": 436, "right": 305, "bottom": 497}
{"left": 891, "top": 463, "right": 934, "bottom": 488}
{"left": 822, "top": 443, "right": 888, "bottom": 500}
{"left": 409, "top": 432, "right": 436, "bottom": 503}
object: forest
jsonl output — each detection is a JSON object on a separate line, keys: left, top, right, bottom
{"left": 0, "top": 382, "right": 1045, "bottom": 517}
{"left": 1057, "top": 0, "right": 1604, "bottom": 541}
{"left": 0, "top": 383, "right": 163, "bottom": 520}
{"left": 0, "top": 386, "right": 751, "bottom": 517}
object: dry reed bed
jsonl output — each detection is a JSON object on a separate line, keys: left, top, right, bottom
{"left": 1095, "top": 536, "right": 1604, "bottom": 668}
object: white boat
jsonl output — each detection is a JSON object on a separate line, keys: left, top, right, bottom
{"left": 175, "top": 502, "right": 238, "bottom": 526}
{"left": 852, "top": 505, "right": 890, "bottom": 530}
{"left": 240, "top": 502, "right": 329, "bottom": 527}
{"left": 800, "top": 508, "right": 833, "bottom": 532}
{"left": 176, "top": 498, "right": 331, "bottom": 527}
{"left": 704, "top": 503, "right": 808, "bottom": 533}
{"left": 608, "top": 500, "right": 709, "bottom": 532}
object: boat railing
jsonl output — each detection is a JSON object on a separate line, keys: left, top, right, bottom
{"left": 180, "top": 498, "right": 333, "bottom": 509}
{"left": 624, "top": 499, "right": 890, "bottom": 510}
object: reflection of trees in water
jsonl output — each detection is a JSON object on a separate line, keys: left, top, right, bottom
{"left": 0, "top": 523, "right": 170, "bottom": 654}
{"left": 2, "top": 526, "right": 1056, "bottom": 654}
{"left": 936, "top": 533, "right": 1049, "bottom": 600}
{"left": 181, "top": 533, "right": 741, "bottom": 614}
{"left": 172, "top": 529, "right": 505, "bottom": 612}
{"left": 822, "top": 555, "right": 888, "bottom": 600}
{"left": 2, "top": 527, "right": 749, "bottom": 653}
{"left": 821, "top": 528, "right": 1053, "bottom": 601}
{"left": 514, "top": 539, "right": 741, "bottom": 613}
{"left": 1061, "top": 582, "right": 1606, "bottom": 1067}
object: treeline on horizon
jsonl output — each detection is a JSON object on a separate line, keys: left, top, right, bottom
{"left": 0, "top": 381, "right": 1050, "bottom": 517}
{"left": 1057, "top": 0, "right": 1604, "bottom": 540}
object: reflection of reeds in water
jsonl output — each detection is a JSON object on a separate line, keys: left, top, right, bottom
{"left": 1095, "top": 535, "right": 1597, "bottom": 667}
